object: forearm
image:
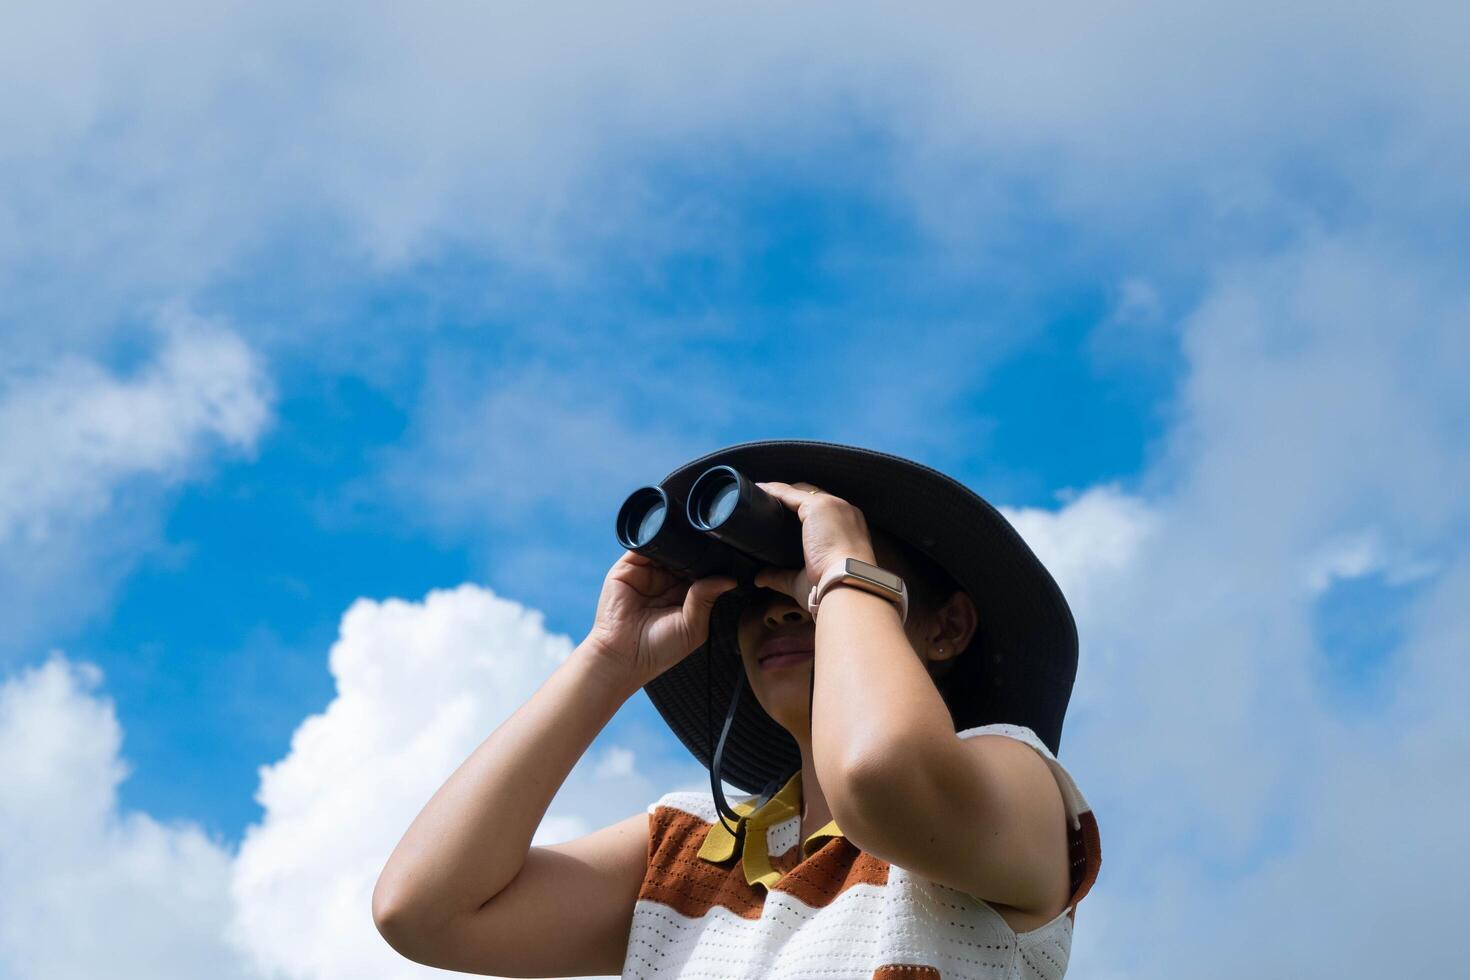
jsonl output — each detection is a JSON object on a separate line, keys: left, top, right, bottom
{"left": 810, "top": 584, "right": 955, "bottom": 816}
{"left": 373, "top": 638, "right": 638, "bottom": 929}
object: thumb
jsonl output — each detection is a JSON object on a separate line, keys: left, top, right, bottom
{"left": 754, "top": 566, "right": 801, "bottom": 602}
{"left": 683, "top": 576, "right": 740, "bottom": 637}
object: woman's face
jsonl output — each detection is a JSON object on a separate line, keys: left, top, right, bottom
{"left": 731, "top": 534, "right": 949, "bottom": 737}
{"left": 732, "top": 585, "right": 819, "bottom": 735}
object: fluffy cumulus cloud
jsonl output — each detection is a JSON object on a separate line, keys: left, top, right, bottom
{"left": 0, "top": 306, "right": 272, "bottom": 657}
{"left": 1, "top": 585, "right": 690, "bottom": 980}
{"left": 226, "top": 582, "right": 701, "bottom": 980}
{"left": 0, "top": 656, "right": 255, "bottom": 980}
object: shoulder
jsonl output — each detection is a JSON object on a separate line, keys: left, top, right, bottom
{"left": 955, "top": 723, "right": 1092, "bottom": 831}
{"left": 956, "top": 722, "right": 1102, "bottom": 920}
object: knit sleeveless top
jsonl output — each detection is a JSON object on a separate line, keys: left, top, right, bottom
{"left": 621, "top": 723, "right": 1101, "bottom": 980}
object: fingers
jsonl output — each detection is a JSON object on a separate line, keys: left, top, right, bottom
{"left": 613, "top": 555, "right": 681, "bottom": 599}
{"left": 755, "top": 480, "right": 808, "bottom": 511}
{"left": 684, "top": 575, "right": 740, "bottom": 638}
{"left": 756, "top": 480, "right": 834, "bottom": 512}
{"left": 753, "top": 566, "right": 800, "bottom": 602}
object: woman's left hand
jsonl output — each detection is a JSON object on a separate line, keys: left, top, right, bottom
{"left": 752, "top": 480, "right": 877, "bottom": 610}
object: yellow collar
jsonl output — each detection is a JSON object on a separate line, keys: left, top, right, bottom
{"left": 696, "top": 770, "right": 845, "bottom": 890}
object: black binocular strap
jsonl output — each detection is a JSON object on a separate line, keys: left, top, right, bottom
{"left": 707, "top": 631, "right": 808, "bottom": 839}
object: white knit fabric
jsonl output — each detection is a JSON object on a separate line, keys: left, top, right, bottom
{"left": 621, "top": 723, "right": 1098, "bottom": 979}
{"left": 766, "top": 815, "right": 802, "bottom": 857}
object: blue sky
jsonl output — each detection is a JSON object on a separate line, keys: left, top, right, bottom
{"left": 80, "top": 185, "right": 1180, "bottom": 842}
{"left": 2, "top": 4, "right": 1467, "bottom": 979}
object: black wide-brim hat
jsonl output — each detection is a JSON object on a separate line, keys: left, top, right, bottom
{"left": 640, "top": 439, "right": 1080, "bottom": 795}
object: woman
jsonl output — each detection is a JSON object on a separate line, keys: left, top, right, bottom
{"left": 372, "top": 440, "right": 1101, "bottom": 978}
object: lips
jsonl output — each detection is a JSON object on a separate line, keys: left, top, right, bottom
{"left": 757, "top": 630, "right": 815, "bottom": 664}
{"left": 759, "top": 649, "right": 813, "bottom": 671}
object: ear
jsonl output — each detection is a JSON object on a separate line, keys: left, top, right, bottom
{"left": 924, "top": 589, "right": 978, "bottom": 664}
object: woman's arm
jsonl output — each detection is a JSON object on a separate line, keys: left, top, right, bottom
{"left": 746, "top": 480, "right": 1070, "bottom": 919}
{"left": 812, "top": 586, "right": 1071, "bottom": 918}
{"left": 372, "top": 548, "right": 737, "bottom": 970}
{"left": 371, "top": 638, "right": 639, "bottom": 948}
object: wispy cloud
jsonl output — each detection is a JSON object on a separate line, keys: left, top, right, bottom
{"left": 1012, "top": 234, "right": 1469, "bottom": 975}
{"left": 0, "top": 306, "right": 272, "bottom": 656}
{"left": 5, "top": 3, "right": 1465, "bottom": 363}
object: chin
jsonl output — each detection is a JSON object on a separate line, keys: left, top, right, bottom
{"left": 750, "top": 687, "right": 812, "bottom": 730}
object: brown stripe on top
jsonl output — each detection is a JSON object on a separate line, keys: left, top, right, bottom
{"left": 769, "top": 835, "right": 887, "bottom": 909}
{"left": 1065, "top": 810, "right": 1102, "bottom": 921}
{"left": 641, "top": 806, "right": 888, "bottom": 920}
{"left": 871, "top": 966, "right": 941, "bottom": 979}
{"left": 766, "top": 844, "right": 805, "bottom": 880}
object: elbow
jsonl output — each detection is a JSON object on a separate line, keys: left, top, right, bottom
{"left": 371, "top": 874, "right": 441, "bottom": 964}
{"left": 371, "top": 878, "right": 414, "bottom": 955}
{"left": 826, "top": 744, "right": 917, "bottom": 847}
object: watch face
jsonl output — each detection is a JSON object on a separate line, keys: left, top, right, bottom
{"left": 848, "top": 557, "right": 905, "bottom": 593}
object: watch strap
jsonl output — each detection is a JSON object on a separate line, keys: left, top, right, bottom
{"left": 807, "top": 556, "right": 909, "bottom": 624}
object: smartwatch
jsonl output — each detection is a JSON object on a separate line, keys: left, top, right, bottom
{"left": 808, "top": 556, "right": 909, "bottom": 625}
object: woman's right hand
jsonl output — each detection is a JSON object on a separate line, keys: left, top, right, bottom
{"left": 584, "top": 551, "right": 740, "bottom": 689}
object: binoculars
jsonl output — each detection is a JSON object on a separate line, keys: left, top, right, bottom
{"left": 615, "top": 465, "right": 805, "bottom": 585}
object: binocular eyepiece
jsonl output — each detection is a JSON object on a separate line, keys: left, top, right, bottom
{"left": 615, "top": 465, "right": 805, "bottom": 585}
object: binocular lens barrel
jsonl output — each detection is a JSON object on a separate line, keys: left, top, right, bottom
{"left": 616, "top": 484, "right": 725, "bottom": 579}
{"left": 687, "top": 468, "right": 741, "bottom": 531}
{"left": 618, "top": 487, "right": 667, "bottom": 548}
{"left": 613, "top": 464, "right": 806, "bottom": 586}
{"left": 686, "top": 466, "right": 803, "bottom": 571}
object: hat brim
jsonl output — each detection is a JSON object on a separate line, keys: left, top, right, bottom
{"left": 641, "top": 439, "right": 1078, "bottom": 793}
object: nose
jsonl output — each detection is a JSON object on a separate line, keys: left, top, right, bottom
{"left": 762, "top": 596, "right": 812, "bottom": 630}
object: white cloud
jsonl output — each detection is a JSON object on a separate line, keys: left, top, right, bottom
{"left": 0, "top": 304, "right": 270, "bottom": 542}
{"left": 1015, "top": 236, "right": 1470, "bottom": 976}
{"left": 0, "top": 655, "right": 257, "bottom": 980}
{"left": 1000, "top": 484, "right": 1157, "bottom": 625}
{"left": 0, "top": 306, "right": 272, "bottom": 658}
{"left": 227, "top": 583, "right": 695, "bottom": 980}
{"left": 3, "top": 2, "right": 1466, "bottom": 365}
{"left": 1301, "top": 527, "right": 1438, "bottom": 595}
{"left": 0, "top": 585, "right": 696, "bottom": 980}
{"left": 0, "top": 3, "right": 1466, "bottom": 977}
{"left": 5, "top": 296, "right": 1468, "bottom": 977}
{"left": 595, "top": 746, "right": 638, "bottom": 780}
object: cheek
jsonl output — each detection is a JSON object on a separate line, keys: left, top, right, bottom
{"left": 734, "top": 608, "right": 763, "bottom": 655}
{"left": 733, "top": 625, "right": 755, "bottom": 662}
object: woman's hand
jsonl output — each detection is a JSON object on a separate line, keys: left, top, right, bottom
{"left": 750, "top": 480, "right": 878, "bottom": 611}
{"left": 584, "top": 551, "right": 740, "bottom": 689}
